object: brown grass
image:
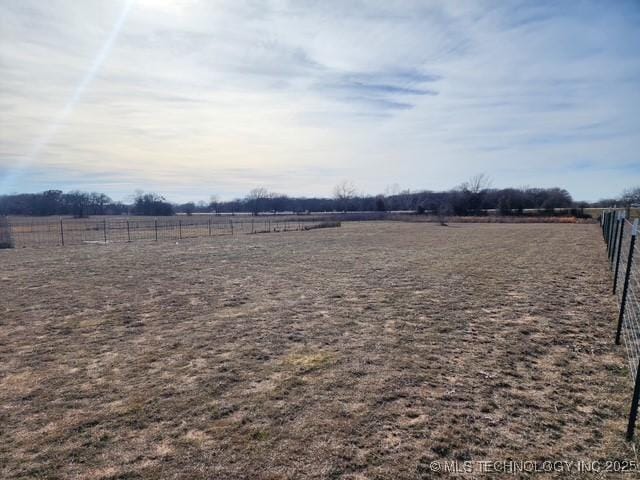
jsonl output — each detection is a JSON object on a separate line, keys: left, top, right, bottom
{"left": 390, "top": 214, "right": 589, "bottom": 224}
{"left": 0, "top": 221, "right": 636, "bottom": 479}
{"left": 584, "top": 207, "right": 640, "bottom": 220}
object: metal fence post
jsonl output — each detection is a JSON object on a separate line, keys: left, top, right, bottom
{"left": 610, "top": 213, "right": 620, "bottom": 264}
{"left": 608, "top": 212, "right": 616, "bottom": 255}
{"left": 208, "top": 218, "right": 212, "bottom": 236}
{"left": 179, "top": 220, "right": 182, "bottom": 240}
{"left": 615, "top": 219, "right": 638, "bottom": 345}
{"left": 627, "top": 356, "right": 640, "bottom": 440}
{"left": 126, "top": 220, "right": 131, "bottom": 242}
{"left": 628, "top": 356, "right": 640, "bottom": 440}
{"left": 230, "top": 219, "right": 234, "bottom": 235}
{"left": 609, "top": 211, "right": 614, "bottom": 239}
{"left": 103, "top": 219, "right": 107, "bottom": 244}
{"left": 613, "top": 215, "right": 626, "bottom": 294}
{"left": 155, "top": 219, "right": 158, "bottom": 241}
{"left": 60, "top": 218, "right": 65, "bottom": 246}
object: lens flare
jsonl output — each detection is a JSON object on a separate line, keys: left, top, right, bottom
{"left": 1, "top": 0, "right": 134, "bottom": 192}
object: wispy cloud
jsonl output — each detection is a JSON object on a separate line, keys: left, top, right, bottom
{"left": 0, "top": 0, "right": 639, "bottom": 202}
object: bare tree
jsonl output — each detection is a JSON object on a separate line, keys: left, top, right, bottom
{"left": 397, "top": 189, "right": 413, "bottom": 211}
{"left": 65, "top": 191, "right": 91, "bottom": 218}
{"left": 246, "top": 188, "right": 270, "bottom": 215}
{"left": 184, "top": 202, "right": 196, "bottom": 216}
{"left": 132, "top": 192, "right": 174, "bottom": 216}
{"left": 384, "top": 183, "right": 401, "bottom": 196}
{"left": 333, "top": 180, "right": 357, "bottom": 212}
{"left": 209, "top": 195, "right": 220, "bottom": 214}
{"left": 621, "top": 186, "right": 640, "bottom": 206}
{"left": 89, "top": 192, "right": 111, "bottom": 215}
{"left": 460, "top": 173, "right": 492, "bottom": 194}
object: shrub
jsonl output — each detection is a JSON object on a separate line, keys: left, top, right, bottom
{"left": 304, "top": 221, "right": 341, "bottom": 230}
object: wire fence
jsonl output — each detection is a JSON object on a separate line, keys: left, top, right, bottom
{"left": 601, "top": 210, "right": 640, "bottom": 440}
{"left": 0, "top": 216, "right": 340, "bottom": 248}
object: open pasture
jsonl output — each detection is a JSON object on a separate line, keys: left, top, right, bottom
{"left": 0, "top": 221, "right": 635, "bottom": 478}
{"left": 5, "top": 215, "right": 336, "bottom": 248}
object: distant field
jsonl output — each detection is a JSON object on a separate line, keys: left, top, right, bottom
{"left": 11, "top": 207, "right": 640, "bottom": 225}
{"left": 583, "top": 207, "right": 640, "bottom": 219}
{"left": 2, "top": 210, "right": 605, "bottom": 249}
{"left": 0, "top": 222, "right": 636, "bottom": 478}
{"left": 5, "top": 215, "right": 337, "bottom": 248}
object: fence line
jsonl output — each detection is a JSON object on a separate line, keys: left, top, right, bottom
{"left": 601, "top": 210, "right": 640, "bottom": 440}
{"left": 0, "top": 215, "right": 12, "bottom": 248}
{"left": 2, "top": 216, "right": 339, "bottom": 248}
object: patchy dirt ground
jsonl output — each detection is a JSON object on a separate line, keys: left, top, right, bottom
{"left": 0, "top": 222, "right": 637, "bottom": 479}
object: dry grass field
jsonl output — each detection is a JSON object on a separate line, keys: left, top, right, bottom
{"left": 1, "top": 222, "right": 637, "bottom": 479}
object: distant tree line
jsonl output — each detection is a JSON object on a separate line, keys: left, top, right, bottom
{"left": 131, "top": 192, "right": 174, "bottom": 216}
{"left": 0, "top": 190, "right": 122, "bottom": 217}
{"left": 593, "top": 187, "right": 640, "bottom": 208}
{"left": 2, "top": 182, "right": 638, "bottom": 217}
{"left": 181, "top": 184, "right": 576, "bottom": 216}
{"left": 0, "top": 190, "right": 173, "bottom": 217}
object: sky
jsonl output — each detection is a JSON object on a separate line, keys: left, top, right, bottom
{"left": 1, "top": 0, "right": 639, "bottom": 203}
